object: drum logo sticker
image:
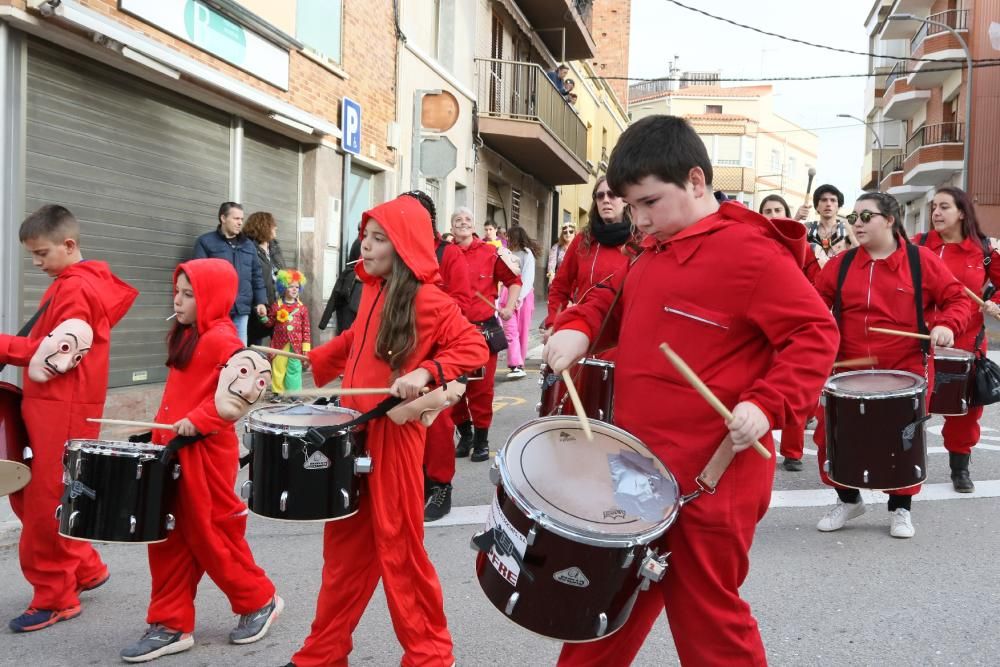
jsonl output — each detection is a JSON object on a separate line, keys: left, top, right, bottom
{"left": 559, "top": 431, "right": 576, "bottom": 443}
{"left": 553, "top": 567, "right": 590, "bottom": 588}
{"left": 603, "top": 508, "right": 627, "bottom": 520}
{"left": 485, "top": 495, "right": 528, "bottom": 586}
{"left": 303, "top": 450, "right": 332, "bottom": 470}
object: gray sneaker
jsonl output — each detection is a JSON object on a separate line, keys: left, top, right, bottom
{"left": 230, "top": 595, "right": 284, "bottom": 645}
{"left": 120, "top": 624, "right": 194, "bottom": 663}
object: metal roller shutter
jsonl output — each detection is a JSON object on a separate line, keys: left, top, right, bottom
{"left": 23, "top": 40, "right": 231, "bottom": 387}
{"left": 240, "top": 123, "right": 300, "bottom": 269}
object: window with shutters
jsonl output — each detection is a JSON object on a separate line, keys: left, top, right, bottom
{"left": 705, "top": 104, "right": 723, "bottom": 114}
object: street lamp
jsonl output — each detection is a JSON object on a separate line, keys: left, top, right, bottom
{"left": 838, "top": 113, "right": 884, "bottom": 192}
{"left": 888, "top": 12, "right": 973, "bottom": 191}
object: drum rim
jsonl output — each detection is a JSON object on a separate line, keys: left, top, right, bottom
{"left": 246, "top": 403, "right": 361, "bottom": 435}
{"left": 540, "top": 357, "right": 615, "bottom": 372}
{"left": 932, "top": 346, "right": 975, "bottom": 361}
{"left": 496, "top": 417, "right": 680, "bottom": 548}
{"left": 824, "top": 370, "right": 926, "bottom": 399}
{"left": 65, "top": 439, "right": 163, "bottom": 458}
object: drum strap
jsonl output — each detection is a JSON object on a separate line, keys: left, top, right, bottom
{"left": 304, "top": 395, "right": 406, "bottom": 446}
{"left": 905, "top": 243, "right": 931, "bottom": 358}
{"left": 694, "top": 436, "right": 738, "bottom": 494}
{"left": 0, "top": 299, "right": 51, "bottom": 373}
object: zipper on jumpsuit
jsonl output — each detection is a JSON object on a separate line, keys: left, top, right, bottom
{"left": 349, "top": 282, "right": 386, "bottom": 382}
{"left": 863, "top": 262, "right": 875, "bottom": 362}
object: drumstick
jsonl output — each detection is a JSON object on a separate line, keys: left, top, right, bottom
{"left": 658, "top": 343, "right": 770, "bottom": 460}
{"left": 474, "top": 292, "right": 501, "bottom": 315}
{"left": 560, "top": 370, "right": 593, "bottom": 442}
{"left": 88, "top": 418, "right": 174, "bottom": 431}
{"left": 831, "top": 356, "right": 878, "bottom": 369}
{"left": 250, "top": 345, "right": 310, "bottom": 361}
{"left": 280, "top": 386, "right": 431, "bottom": 398}
{"left": 868, "top": 327, "right": 932, "bottom": 341}
{"left": 964, "top": 286, "right": 986, "bottom": 307}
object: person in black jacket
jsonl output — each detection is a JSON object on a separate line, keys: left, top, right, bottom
{"left": 193, "top": 202, "right": 267, "bottom": 343}
{"left": 319, "top": 231, "right": 362, "bottom": 334}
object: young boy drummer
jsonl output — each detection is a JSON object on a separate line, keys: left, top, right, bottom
{"left": 0, "top": 205, "right": 137, "bottom": 632}
{"left": 544, "top": 115, "right": 840, "bottom": 665}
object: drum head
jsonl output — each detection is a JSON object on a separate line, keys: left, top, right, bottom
{"left": 934, "top": 347, "right": 974, "bottom": 361}
{"left": 498, "top": 417, "right": 680, "bottom": 547}
{"left": 825, "top": 370, "right": 926, "bottom": 399}
{"left": 66, "top": 440, "right": 163, "bottom": 458}
{"left": 0, "top": 460, "right": 30, "bottom": 496}
{"left": 247, "top": 403, "right": 360, "bottom": 435}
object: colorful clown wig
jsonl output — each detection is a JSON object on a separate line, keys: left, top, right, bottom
{"left": 276, "top": 268, "right": 307, "bottom": 298}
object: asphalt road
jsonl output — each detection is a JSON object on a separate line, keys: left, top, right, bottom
{"left": 2, "top": 346, "right": 1000, "bottom": 665}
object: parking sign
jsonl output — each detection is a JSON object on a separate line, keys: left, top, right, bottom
{"left": 341, "top": 97, "right": 362, "bottom": 156}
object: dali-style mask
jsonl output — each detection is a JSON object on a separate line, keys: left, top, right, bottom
{"left": 215, "top": 349, "right": 272, "bottom": 421}
{"left": 27, "top": 319, "right": 94, "bottom": 383}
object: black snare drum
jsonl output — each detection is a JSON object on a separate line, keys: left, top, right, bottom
{"left": 243, "top": 404, "right": 369, "bottom": 522}
{"left": 930, "top": 347, "right": 974, "bottom": 416}
{"left": 58, "top": 440, "right": 179, "bottom": 544}
{"left": 538, "top": 359, "right": 615, "bottom": 422}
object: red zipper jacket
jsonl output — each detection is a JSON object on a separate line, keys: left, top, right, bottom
{"left": 544, "top": 233, "right": 629, "bottom": 328}
{"left": 555, "top": 202, "right": 839, "bottom": 488}
{"left": 436, "top": 240, "right": 473, "bottom": 317}
{"left": 456, "top": 237, "right": 521, "bottom": 323}
{"left": 815, "top": 239, "right": 969, "bottom": 373}
{"left": 912, "top": 229, "right": 1000, "bottom": 350}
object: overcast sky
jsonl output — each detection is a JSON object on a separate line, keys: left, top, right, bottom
{"left": 629, "top": 0, "right": 875, "bottom": 206}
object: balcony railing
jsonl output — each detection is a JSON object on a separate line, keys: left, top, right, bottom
{"left": 885, "top": 61, "right": 905, "bottom": 90}
{"left": 905, "top": 122, "right": 964, "bottom": 156}
{"left": 911, "top": 9, "right": 968, "bottom": 52}
{"left": 475, "top": 58, "right": 588, "bottom": 164}
{"left": 882, "top": 152, "right": 905, "bottom": 175}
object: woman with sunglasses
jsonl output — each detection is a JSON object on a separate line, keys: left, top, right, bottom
{"left": 546, "top": 223, "right": 575, "bottom": 287}
{"left": 543, "top": 176, "right": 634, "bottom": 350}
{"left": 813, "top": 192, "right": 969, "bottom": 538}
{"left": 912, "top": 187, "right": 1000, "bottom": 492}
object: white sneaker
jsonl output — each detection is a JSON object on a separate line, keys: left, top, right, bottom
{"left": 816, "top": 499, "right": 866, "bottom": 532}
{"left": 507, "top": 367, "right": 526, "bottom": 379}
{"left": 889, "top": 508, "right": 915, "bottom": 538}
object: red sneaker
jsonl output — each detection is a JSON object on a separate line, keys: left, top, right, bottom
{"left": 9, "top": 605, "right": 82, "bottom": 633}
{"left": 77, "top": 569, "right": 110, "bottom": 594}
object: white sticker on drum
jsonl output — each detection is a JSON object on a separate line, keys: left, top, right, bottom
{"left": 553, "top": 567, "right": 590, "bottom": 588}
{"left": 485, "top": 494, "right": 528, "bottom": 586}
{"left": 304, "top": 450, "right": 331, "bottom": 470}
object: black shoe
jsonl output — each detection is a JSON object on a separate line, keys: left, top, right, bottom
{"left": 471, "top": 427, "right": 490, "bottom": 463}
{"left": 949, "top": 453, "right": 975, "bottom": 493}
{"left": 782, "top": 457, "right": 803, "bottom": 472}
{"left": 455, "top": 421, "right": 474, "bottom": 458}
{"left": 424, "top": 483, "right": 453, "bottom": 521}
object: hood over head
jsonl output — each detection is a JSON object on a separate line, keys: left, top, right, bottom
{"left": 174, "top": 258, "right": 238, "bottom": 334}
{"left": 357, "top": 196, "right": 441, "bottom": 284}
{"left": 61, "top": 260, "right": 138, "bottom": 328}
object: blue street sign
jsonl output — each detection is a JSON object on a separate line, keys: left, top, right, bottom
{"left": 341, "top": 97, "right": 362, "bottom": 156}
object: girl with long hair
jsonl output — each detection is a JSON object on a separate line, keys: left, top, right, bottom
{"left": 500, "top": 226, "right": 542, "bottom": 378}
{"left": 547, "top": 222, "right": 575, "bottom": 285}
{"left": 287, "top": 196, "right": 488, "bottom": 667}
{"left": 912, "top": 186, "right": 1000, "bottom": 491}
{"left": 813, "top": 192, "right": 969, "bottom": 539}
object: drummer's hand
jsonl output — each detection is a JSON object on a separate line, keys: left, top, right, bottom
{"left": 982, "top": 300, "right": 1000, "bottom": 320}
{"left": 173, "top": 418, "right": 197, "bottom": 437}
{"left": 390, "top": 368, "right": 432, "bottom": 400}
{"left": 930, "top": 325, "right": 955, "bottom": 348}
{"left": 727, "top": 402, "right": 769, "bottom": 452}
{"left": 543, "top": 329, "right": 590, "bottom": 374}
{"left": 795, "top": 204, "right": 811, "bottom": 221}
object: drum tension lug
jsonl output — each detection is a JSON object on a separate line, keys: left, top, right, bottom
{"left": 129, "top": 515, "right": 137, "bottom": 535}
{"left": 282, "top": 440, "right": 289, "bottom": 460}
{"left": 488, "top": 462, "right": 501, "bottom": 486}
{"left": 135, "top": 464, "right": 143, "bottom": 480}
{"left": 470, "top": 530, "right": 489, "bottom": 553}
{"left": 341, "top": 489, "right": 350, "bottom": 509}
{"left": 595, "top": 613, "right": 609, "bottom": 637}
{"left": 240, "top": 480, "right": 252, "bottom": 500}
{"left": 172, "top": 464, "right": 181, "bottom": 480}
{"left": 526, "top": 525, "right": 538, "bottom": 547}
{"left": 67, "top": 510, "right": 80, "bottom": 532}
{"left": 504, "top": 592, "right": 520, "bottom": 616}
{"left": 279, "top": 491, "right": 289, "bottom": 512}
{"left": 354, "top": 456, "right": 373, "bottom": 475}
{"left": 859, "top": 402, "right": 865, "bottom": 415}
{"left": 23, "top": 445, "right": 33, "bottom": 461}
{"left": 863, "top": 470, "right": 869, "bottom": 484}
{"left": 165, "top": 514, "right": 176, "bottom": 531}
{"left": 342, "top": 439, "right": 351, "bottom": 459}
{"left": 54, "top": 505, "right": 62, "bottom": 520}
{"left": 914, "top": 465, "right": 923, "bottom": 479}
{"left": 621, "top": 550, "right": 635, "bottom": 569}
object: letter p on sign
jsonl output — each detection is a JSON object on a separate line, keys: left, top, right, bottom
{"left": 341, "top": 97, "right": 362, "bottom": 156}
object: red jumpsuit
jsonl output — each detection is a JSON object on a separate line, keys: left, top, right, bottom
{"left": 813, "top": 240, "right": 969, "bottom": 495}
{"left": 424, "top": 239, "right": 474, "bottom": 485}
{"left": 452, "top": 237, "right": 520, "bottom": 429}
{"left": 0, "top": 260, "right": 136, "bottom": 612}
{"left": 554, "top": 202, "right": 839, "bottom": 666}
{"left": 913, "top": 230, "right": 1000, "bottom": 454}
{"left": 293, "top": 198, "right": 488, "bottom": 667}
{"left": 146, "top": 259, "right": 275, "bottom": 633}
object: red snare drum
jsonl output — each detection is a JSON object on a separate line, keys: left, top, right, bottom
{"left": 822, "top": 370, "right": 928, "bottom": 491}
{"left": 930, "top": 347, "right": 974, "bottom": 416}
{"left": 474, "top": 417, "right": 678, "bottom": 642}
{"left": 538, "top": 358, "right": 614, "bottom": 422}
{"left": 0, "top": 382, "right": 31, "bottom": 496}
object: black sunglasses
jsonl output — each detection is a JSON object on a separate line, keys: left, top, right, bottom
{"left": 845, "top": 211, "right": 885, "bottom": 225}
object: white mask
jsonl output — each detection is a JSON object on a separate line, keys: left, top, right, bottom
{"left": 215, "top": 350, "right": 271, "bottom": 421}
{"left": 27, "top": 319, "right": 94, "bottom": 383}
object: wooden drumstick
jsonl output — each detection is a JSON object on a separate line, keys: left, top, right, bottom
{"left": 560, "top": 369, "right": 593, "bottom": 442}
{"left": 250, "top": 345, "right": 309, "bottom": 361}
{"left": 868, "top": 327, "right": 932, "bottom": 341}
{"left": 964, "top": 286, "right": 986, "bottom": 308}
{"left": 88, "top": 418, "right": 174, "bottom": 431}
{"left": 280, "top": 386, "right": 430, "bottom": 398}
{"left": 658, "top": 343, "right": 770, "bottom": 460}
{"left": 474, "top": 292, "right": 501, "bottom": 315}
{"left": 831, "top": 356, "right": 878, "bottom": 369}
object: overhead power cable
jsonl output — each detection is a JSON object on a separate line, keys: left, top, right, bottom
{"left": 661, "top": 0, "right": 1000, "bottom": 65}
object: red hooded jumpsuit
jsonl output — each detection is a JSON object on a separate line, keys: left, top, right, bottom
{"left": 293, "top": 198, "right": 488, "bottom": 667}
{"left": 912, "top": 230, "right": 1000, "bottom": 454}
{"left": 424, "top": 239, "right": 474, "bottom": 485}
{"left": 812, "top": 240, "right": 969, "bottom": 496}
{"left": 554, "top": 203, "right": 839, "bottom": 666}
{"left": 451, "top": 237, "right": 521, "bottom": 431}
{"left": 145, "top": 259, "right": 276, "bottom": 633}
{"left": 0, "top": 260, "right": 137, "bottom": 613}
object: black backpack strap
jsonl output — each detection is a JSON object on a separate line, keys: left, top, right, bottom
{"left": 435, "top": 241, "right": 446, "bottom": 266}
{"left": 918, "top": 232, "right": 928, "bottom": 247}
{"left": 832, "top": 248, "right": 858, "bottom": 326}
{"left": 906, "top": 243, "right": 930, "bottom": 356}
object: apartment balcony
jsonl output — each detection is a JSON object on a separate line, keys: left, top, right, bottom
{"left": 475, "top": 58, "right": 589, "bottom": 186}
{"left": 509, "top": 0, "right": 597, "bottom": 60}
{"left": 862, "top": 147, "right": 903, "bottom": 190}
{"left": 907, "top": 10, "right": 969, "bottom": 89}
{"left": 864, "top": 65, "right": 895, "bottom": 114}
{"left": 881, "top": 0, "right": 936, "bottom": 38}
{"left": 902, "top": 122, "right": 964, "bottom": 186}
{"left": 713, "top": 166, "right": 756, "bottom": 193}
{"left": 880, "top": 152, "right": 929, "bottom": 203}
{"left": 882, "top": 61, "right": 929, "bottom": 120}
